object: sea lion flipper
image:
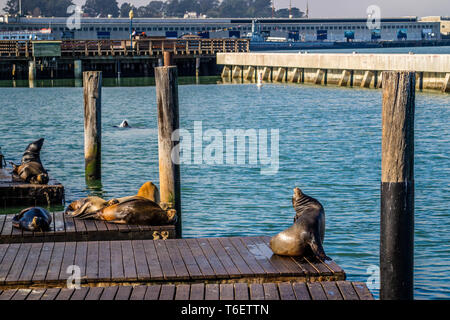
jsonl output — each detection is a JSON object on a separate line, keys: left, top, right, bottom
{"left": 309, "top": 233, "right": 330, "bottom": 261}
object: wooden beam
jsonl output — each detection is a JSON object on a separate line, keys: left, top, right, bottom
{"left": 380, "top": 71, "right": 415, "bottom": 300}
{"left": 155, "top": 66, "right": 181, "bottom": 238}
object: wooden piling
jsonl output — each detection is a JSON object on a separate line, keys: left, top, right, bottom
{"left": 164, "top": 51, "right": 173, "bottom": 67}
{"left": 380, "top": 71, "right": 415, "bottom": 300}
{"left": 155, "top": 66, "right": 181, "bottom": 237}
{"left": 83, "top": 71, "right": 102, "bottom": 181}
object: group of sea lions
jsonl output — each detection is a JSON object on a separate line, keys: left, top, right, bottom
{"left": 8, "top": 140, "right": 329, "bottom": 260}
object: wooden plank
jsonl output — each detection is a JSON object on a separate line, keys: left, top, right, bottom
{"left": 121, "top": 241, "right": 138, "bottom": 281}
{"left": 234, "top": 283, "right": 249, "bottom": 300}
{"left": 130, "top": 285, "right": 147, "bottom": 300}
{"left": 192, "top": 238, "right": 224, "bottom": 278}
{"left": 74, "top": 241, "right": 88, "bottom": 283}
{"left": 144, "top": 285, "right": 161, "bottom": 300}
{"left": 63, "top": 215, "right": 76, "bottom": 234}
{"left": 323, "top": 259, "right": 346, "bottom": 277}
{"left": 97, "top": 241, "right": 111, "bottom": 281}
{"left": 159, "top": 284, "right": 175, "bottom": 300}
{"left": 0, "top": 244, "right": 20, "bottom": 284}
{"left": 46, "top": 242, "right": 65, "bottom": 282}
{"left": 239, "top": 237, "right": 280, "bottom": 276}
{"left": 0, "top": 288, "right": 17, "bottom": 300}
{"left": 53, "top": 211, "right": 65, "bottom": 233}
{"left": 26, "top": 288, "right": 46, "bottom": 300}
{"left": 352, "top": 282, "right": 375, "bottom": 300}
{"left": 55, "top": 288, "right": 75, "bottom": 300}
{"left": 162, "top": 239, "right": 189, "bottom": 280}
{"left": 249, "top": 283, "right": 265, "bottom": 300}
{"left": 0, "top": 215, "right": 7, "bottom": 237}
{"left": 218, "top": 237, "right": 253, "bottom": 277}
{"left": 131, "top": 240, "right": 150, "bottom": 280}
{"left": 70, "top": 287, "right": 89, "bottom": 300}
{"left": 204, "top": 283, "right": 219, "bottom": 300}
{"left": 230, "top": 237, "right": 266, "bottom": 275}
{"left": 304, "top": 256, "right": 332, "bottom": 277}
{"left": 175, "top": 284, "right": 190, "bottom": 300}
{"left": 142, "top": 240, "right": 164, "bottom": 281}
{"left": 1, "top": 216, "right": 13, "bottom": 239}
{"left": 292, "top": 282, "right": 311, "bottom": 300}
{"left": 40, "top": 288, "right": 61, "bottom": 300}
{"left": 337, "top": 281, "right": 360, "bottom": 300}
{"left": 110, "top": 240, "right": 124, "bottom": 280}
{"left": 84, "top": 287, "right": 104, "bottom": 300}
{"left": 321, "top": 281, "right": 343, "bottom": 300}
{"left": 115, "top": 286, "right": 133, "bottom": 300}
{"left": 207, "top": 238, "right": 241, "bottom": 278}
{"left": 17, "top": 242, "right": 42, "bottom": 284}
{"left": 11, "top": 288, "right": 31, "bottom": 300}
{"left": 100, "top": 286, "right": 118, "bottom": 300}
{"left": 263, "top": 283, "right": 280, "bottom": 300}
{"left": 247, "top": 237, "right": 294, "bottom": 276}
{"left": 307, "top": 282, "right": 327, "bottom": 300}
{"left": 86, "top": 241, "right": 99, "bottom": 280}
{"left": 291, "top": 257, "right": 319, "bottom": 278}
{"left": 153, "top": 240, "right": 176, "bottom": 280}
{"left": 278, "top": 282, "right": 296, "bottom": 300}
{"left": 189, "top": 283, "right": 205, "bottom": 300}
{"left": 176, "top": 239, "right": 204, "bottom": 279}
{"left": 32, "top": 242, "right": 54, "bottom": 282}
{"left": 0, "top": 244, "right": 8, "bottom": 264}
{"left": 220, "top": 283, "right": 234, "bottom": 300}
{"left": 73, "top": 216, "right": 87, "bottom": 234}
{"left": 5, "top": 243, "right": 31, "bottom": 284}
{"left": 58, "top": 242, "right": 76, "bottom": 281}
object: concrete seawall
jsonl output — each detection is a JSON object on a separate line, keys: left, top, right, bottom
{"left": 217, "top": 53, "right": 450, "bottom": 92}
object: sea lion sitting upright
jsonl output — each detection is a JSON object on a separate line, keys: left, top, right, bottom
{"left": 270, "top": 187, "right": 329, "bottom": 260}
{"left": 11, "top": 138, "right": 49, "bottom": 184}
{"left": 12, "top": 207, "right": 52, "bottom": 232}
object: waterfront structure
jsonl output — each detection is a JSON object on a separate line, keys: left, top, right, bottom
{"left": 218, "top": 52, "right": 450, "bottom": 93}
{"left": 421, "top": 16, "right": 450, "bottom": 37}
{"left": 0, "top": 15, "right": 441, "bottom": 42}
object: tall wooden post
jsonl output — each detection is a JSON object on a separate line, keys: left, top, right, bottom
{"left": 380, "top": 71, "right": 415, "bottom": 300}
{"left": 155, "top": 66, "right": 181, "bottom": 237}
{"left": 83, "top": 71, "right": 102, "bottom": 181}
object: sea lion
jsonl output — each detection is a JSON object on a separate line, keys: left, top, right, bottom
{"left": 11, "top": 138, "right": 49, "bottom": 184}
{"left": 83, "top": 196, "right": 177, "bottom": 226}
{"left": 12, "top": 207, "right": 52, "bottom": 232}
{"left": 269, "top": 187, "right": 329, "bottom": 260}
{"left": 114, "top": 120, "right": 130, "bottom": 128}
{"left": 65, "top": 196, "right": 115, "bottom": 218}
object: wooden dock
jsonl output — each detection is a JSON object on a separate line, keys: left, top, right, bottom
{"left": 0, "top": 281, "right": 374, "bottom": 300}
{"left": 0, "top": 169, "right": 64, "bottom": 207}
{"left": 0, "top": 236, "right": 345, "bottom": 289}
{"left": 0, "top": 211, "right": 176, "bottom": 244}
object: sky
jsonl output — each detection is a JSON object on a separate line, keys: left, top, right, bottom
{"left": 1, "top": 0, "right": 449, "bottom": 18}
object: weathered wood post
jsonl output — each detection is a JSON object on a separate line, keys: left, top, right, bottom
{"left": 380, "top": 71, "right": 415, "bottom": 300}
{"left": 155, "top": 66, "right": 181, "bottom": 237}
{"left": 164, "top": 51, "right": 173, "bottom": 67}
{"left": 83, "top": 71, "right": 102, "bottom": 181}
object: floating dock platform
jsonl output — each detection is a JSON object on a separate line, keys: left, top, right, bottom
{"left": 0, "top": 168, "right": 64, "bottom": 207}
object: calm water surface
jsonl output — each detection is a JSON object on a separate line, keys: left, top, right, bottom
{"left": 0, "top": 79, "right": 449, "bottom": 299}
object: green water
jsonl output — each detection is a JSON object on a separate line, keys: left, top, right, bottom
{"left": 0, "top": 78, "right": 449, "bottom": 299}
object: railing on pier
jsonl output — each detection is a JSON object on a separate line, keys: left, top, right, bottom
{"left": 0, "top": 38, "right": 250, "bottom": 57}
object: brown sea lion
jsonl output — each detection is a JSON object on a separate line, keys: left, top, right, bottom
{"left": 65, "top": 196, "right": 115, "bottom": 218}
{"left": 11, "top": 138, "right": 49, "bottom": 184}
{"left": 269, "top": 187, "right": 329, "bottom": 260}
{"left": 86, "top": 196, "right": 177, "bottom": 226}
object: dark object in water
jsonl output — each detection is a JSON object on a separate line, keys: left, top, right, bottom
{"left": 12, "top": 207, "right": 52, "bottom": 231}
{"left": 11, "top": 138, "right": 49, "bottom": 184}
{"left": 270, "top": 187, "right": 330, "bottom": 260}
{"left": 114, "top": 120, "right": 131, "bottom": 128}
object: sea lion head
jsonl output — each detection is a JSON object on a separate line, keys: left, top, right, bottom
{"left": 137, "top": 181, "right": 160, "bottom": 204}
{"left": 25, "top": 138, "right": 44, "bottom": 154}
{"left": 119, "top": 120, "right": 130, "bottom": 128}
{"left": 30, "top": 172, "right": 49, "bottom": 185}
{"left": 166, "top": 209, "right": 177, "bottom": 224}
{"left": 293, "top": 187, "right": 303, "bottom": 199}
{"left": 65, "top": 196, "right": 107, "bottom": 217}
{"left": 30, "top": 216, "right": 47, "bottom": 232}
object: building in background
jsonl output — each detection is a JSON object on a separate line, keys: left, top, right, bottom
{"left": 421, "top": 16, "right": 450, "bottom": 38}
{"left": 0, "top": 15, "right": 441, "bottom": 42}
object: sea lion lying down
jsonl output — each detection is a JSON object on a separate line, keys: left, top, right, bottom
{"left": 11, "top": 138, "right": 49, "bottom": 184}
{"left": 65, "top": 182, "right": 176, "bottom": 226}
{"left": 12, "top": 207, "right": 52, "bottom": 232}
{"left": 270, "top": 187, "right": 330, "bottom": 260}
